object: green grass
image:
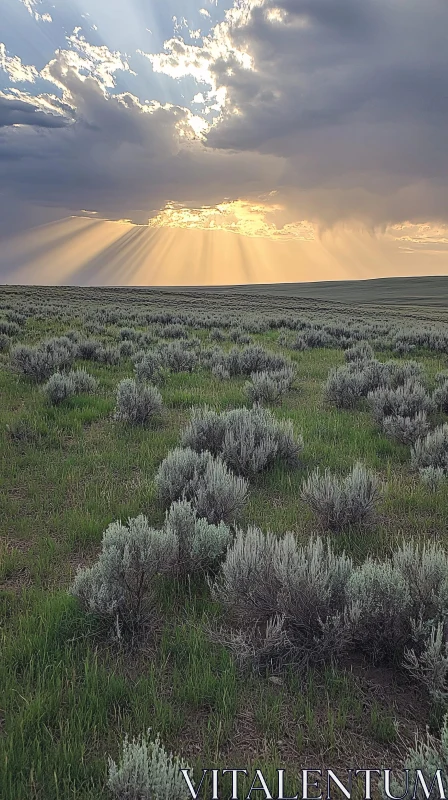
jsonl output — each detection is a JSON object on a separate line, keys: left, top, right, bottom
{"left": 1, "top": 293, "right": 447, "bottom": 798}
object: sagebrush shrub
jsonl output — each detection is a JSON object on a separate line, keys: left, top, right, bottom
{"left": 368, "top": 380, "right": 433, "bottom": 424}
{"left": 435, "top": 370, "right": 448, "bottom": 385}
{"left": 0, "top": 320, "right": 20, "bottom": 337}
{"left": 419, "top": 466, "right": 446, "bottom": 491}
{"left": 78, "top": 339, "right": 100, "bottom": 360}
{"left": 433, "top": 380, "right": 448, "bottom": 413}
{"left": 71, "top": 515, "right": 178, "bottom": 632}
{"left": 0, "top": 333, "right": 10, "bottom": 352}
{"left": 134, "top": 351, "right": 164, "bottom": 383}
{"left": 154, "top": 447, "right": 248, "bottom": 524}
{"left": 160, "top": 323, "right": 187, "bottom": 340}
{"left": 229, "top": 327, "right": 251, "bottom": 344}
{"left": 11, "top": 336, "right": 77, "bottom": 382}
{"left": 181, "top": 405, "right": 302, "bottom": 477}
{"left": 68, "top": 368, "right": 98, "bottom": 394}
{"left": 222, "top": 345, "right": 291, "bottom": 377}
{"left": 115, "top": 379, "right": 163, "bottom": 425}
{"left": 393, "top": 340, "right": 415, "bottom": 356}
{"left": 43, "top": 372, "right": 75, "bottom": 405}
{"left": 165, "top": 500, "right": 232, "bottom": 575}
{"left": 94, "top": 345, "right": 120, "bottom": 365}
{"left": 212, "top": 530, "right": 353, "bottom": 668}
{"left": 403, "top": 621, "right": 448, "bottom": 705}
{"left": 381, "top": 412, "right": 430, "bottom": 445}
{"left": 209, "top": 327, "right": 226, "bottom": 342}
{"left": 412, "top": 424, "right": 448, "bottom": 473}
{"left": 325, "top": 365, "right": 366, "bottom": 408}
{"left": 5, "top": 310, "right": 26, "bottom": 326}
{"left": 384, "top": 360, "right": 425, "bottom": 388}
{"left": 393, "top": 539, "right": 448, "bottom": 622}
{"left": 397, "top": 713, "right": 448, "bottom": 798}
{"left": 346, "top": 559, "right": 412, "bottom": 662}
{"left": 291, "top": 334, "right": 308, "bottom": 351}
{"left": 301, "top": 463, "right": 382, "bottom": 530}
{"left": 245, "top": 367, "right": 295, "bottom": 404}
{"left": 344, "top": 341, "right": 374, "bottom": 363}
{"left": 107, "top": 730, "right": 190, "bottom": 800}
{"left": 211, "top": 363, "right": 230, "bottom": 380}
{"left": 302, "top": 327, "right": 333, "bottom": 348}
{"left": 156, "top": 341, "right": 197, "bottom": 372}
{"left": 119, "top": 340, "right": 134, "bottom": 358}
{"left": 325, "top": 359, "right": 426, "bottom": 410}
{"left": 180, "top": 409, "right": 226, "bottom": 458}
{"left": 119, "top": 327, "right": 138, "bottom": 341}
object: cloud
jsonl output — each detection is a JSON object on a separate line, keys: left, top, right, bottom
{"left": 19, "top": 0, "right": 52, "bottom": 22}
{"left": 2, "top": 0, "right": 448, "bottom": 252}
{"left": 0, "top": 92, "right": 68, "bottom": 128}
{"left": 62, "top": 28, "right": 137, "bottom": 89}
{"left": 0, "top": 43, "right": 39, "bottom": 83}
{"left": 148, "top": 0, "right": 448, "bottom": 228}
{"left": 0, "top": 46, "right": 282, "bottom": 224}
{"left": 148, "top": 199, "right": 316, "bottom": 240}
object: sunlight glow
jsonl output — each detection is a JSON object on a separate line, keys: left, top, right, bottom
{"left": 2, "top": 213, "right": 445, "bottom": 288}
{"left": 147, "top": 200, "right": 316, "bottom": 241}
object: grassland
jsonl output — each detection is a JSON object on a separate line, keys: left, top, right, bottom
{"left": 1, "top": 279, "right": 448, "bottom": 799}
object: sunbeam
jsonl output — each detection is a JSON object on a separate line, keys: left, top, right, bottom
{"left": 1, "top": 214, "right": 447, "bottom": 287}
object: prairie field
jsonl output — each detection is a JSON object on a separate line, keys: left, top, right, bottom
{"left": 1, "top": 279, "right": 448, "bottom": 799}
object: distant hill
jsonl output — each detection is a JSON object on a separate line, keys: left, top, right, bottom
{"left": 3, "top": 275, "right": 448, "bottom": 324}
{"left": 180, "top": 276, "right": 448, "bottom": 308}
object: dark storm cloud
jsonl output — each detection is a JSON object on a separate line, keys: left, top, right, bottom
{"left": 0, "top": 94, "right": 68, "bottom": 127}
{"left": 202, "top": 0, "right": 448, "bottom": 225}
{"left": 0, "top": 55, "right": 281, "bottom": 224}
{"left": 1, "top": 0, "right": 448, "bottom": 232}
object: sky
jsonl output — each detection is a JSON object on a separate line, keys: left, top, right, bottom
{"left": 1, "top": 0, "right": 448, "bottom": 286}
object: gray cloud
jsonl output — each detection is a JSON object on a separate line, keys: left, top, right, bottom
{"left": 0, "top": 52, "right": 281, "bottom": 223}
{"left": 1, "top": 0, "right": 448, "bottom": 238}
{"left": 202, "top": 0, "right": 448, "bottom": 225}
{"left": 0, "top": 94, "right": 68, "bottom": 127}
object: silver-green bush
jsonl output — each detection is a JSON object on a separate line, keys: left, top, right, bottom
{"left": 382, "top": 411, "right": 430, "bottom": 445}
{"left": 43, "top": 372, "right": 75, "bottom": 405}
{"left": 325, "top": 359, "right": 426, "bottom": 410}
{"left": 154, "top": 447, "right": 248, "bottom": 524}
{"left": 11, "top": 336, "right": 77, "bottom": 382}
{"left": 107, "top": 730, "right": 190, "bottom": 800}
{"left": 344, "top": 341, "right": 374, "bottom": 362}
{"left": 181, "top": 405, "right": 302, "bottom": 477}
{"left": 134, "top": 351, "right": 164, "bottom": 383}
{"left": 0, "top": 333, "right": 11, "bottom": 352}
{"left": 115, "top": 379, "right": 163, "bottom": 425}
{"left": 433, "top": 380, "right": 448, "bottom": 413}
{"left": 68, "top": 367, "right": 98, "bottom": 394}
{"left": 368, "top": 380, "right": 433, "bottom": 425}
{"left": 43, "top": 368, "right": 97, "bottom": 404}
{"left": 211, "top": 530, "right": 353, "bottom": 668}
{"left": 346, "top": 559, "right": 412, "bottom": 661}
{"left": 393, "top": 539, "right": 448, "bottom": 623}
{"left": 156, "top": 341, "right": 197, "bottom": 372}
{"left": 245, "top": 367, "right": 295, "bottom": 404}
{"left": 412, "top": 424, "right": 448, "bottom": 473}
{"left": 94, "top": 345, "right": 121, "bottom": 365}
{"left": 301, "top": 463, "right": 382, "bottom": 530}
{"left": 71, "top": 515, "right": 178, "bottom": 632}
{"left": 398, "top": 713, "right": 448, "bottom": 800}
{"left": 221, "top": 344, "right": 291, "bottom": 377}
{"left": 419, "top": 466, "right": 446, "bottom": 491}
{"left": 403, "top": 621, "right": 448, "bottom": 706}
{"left": 165, "top": 500, "right": 232, "bottom": 575}
{"left": 211, "top": 363, "right": 230, "bottom": 380}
